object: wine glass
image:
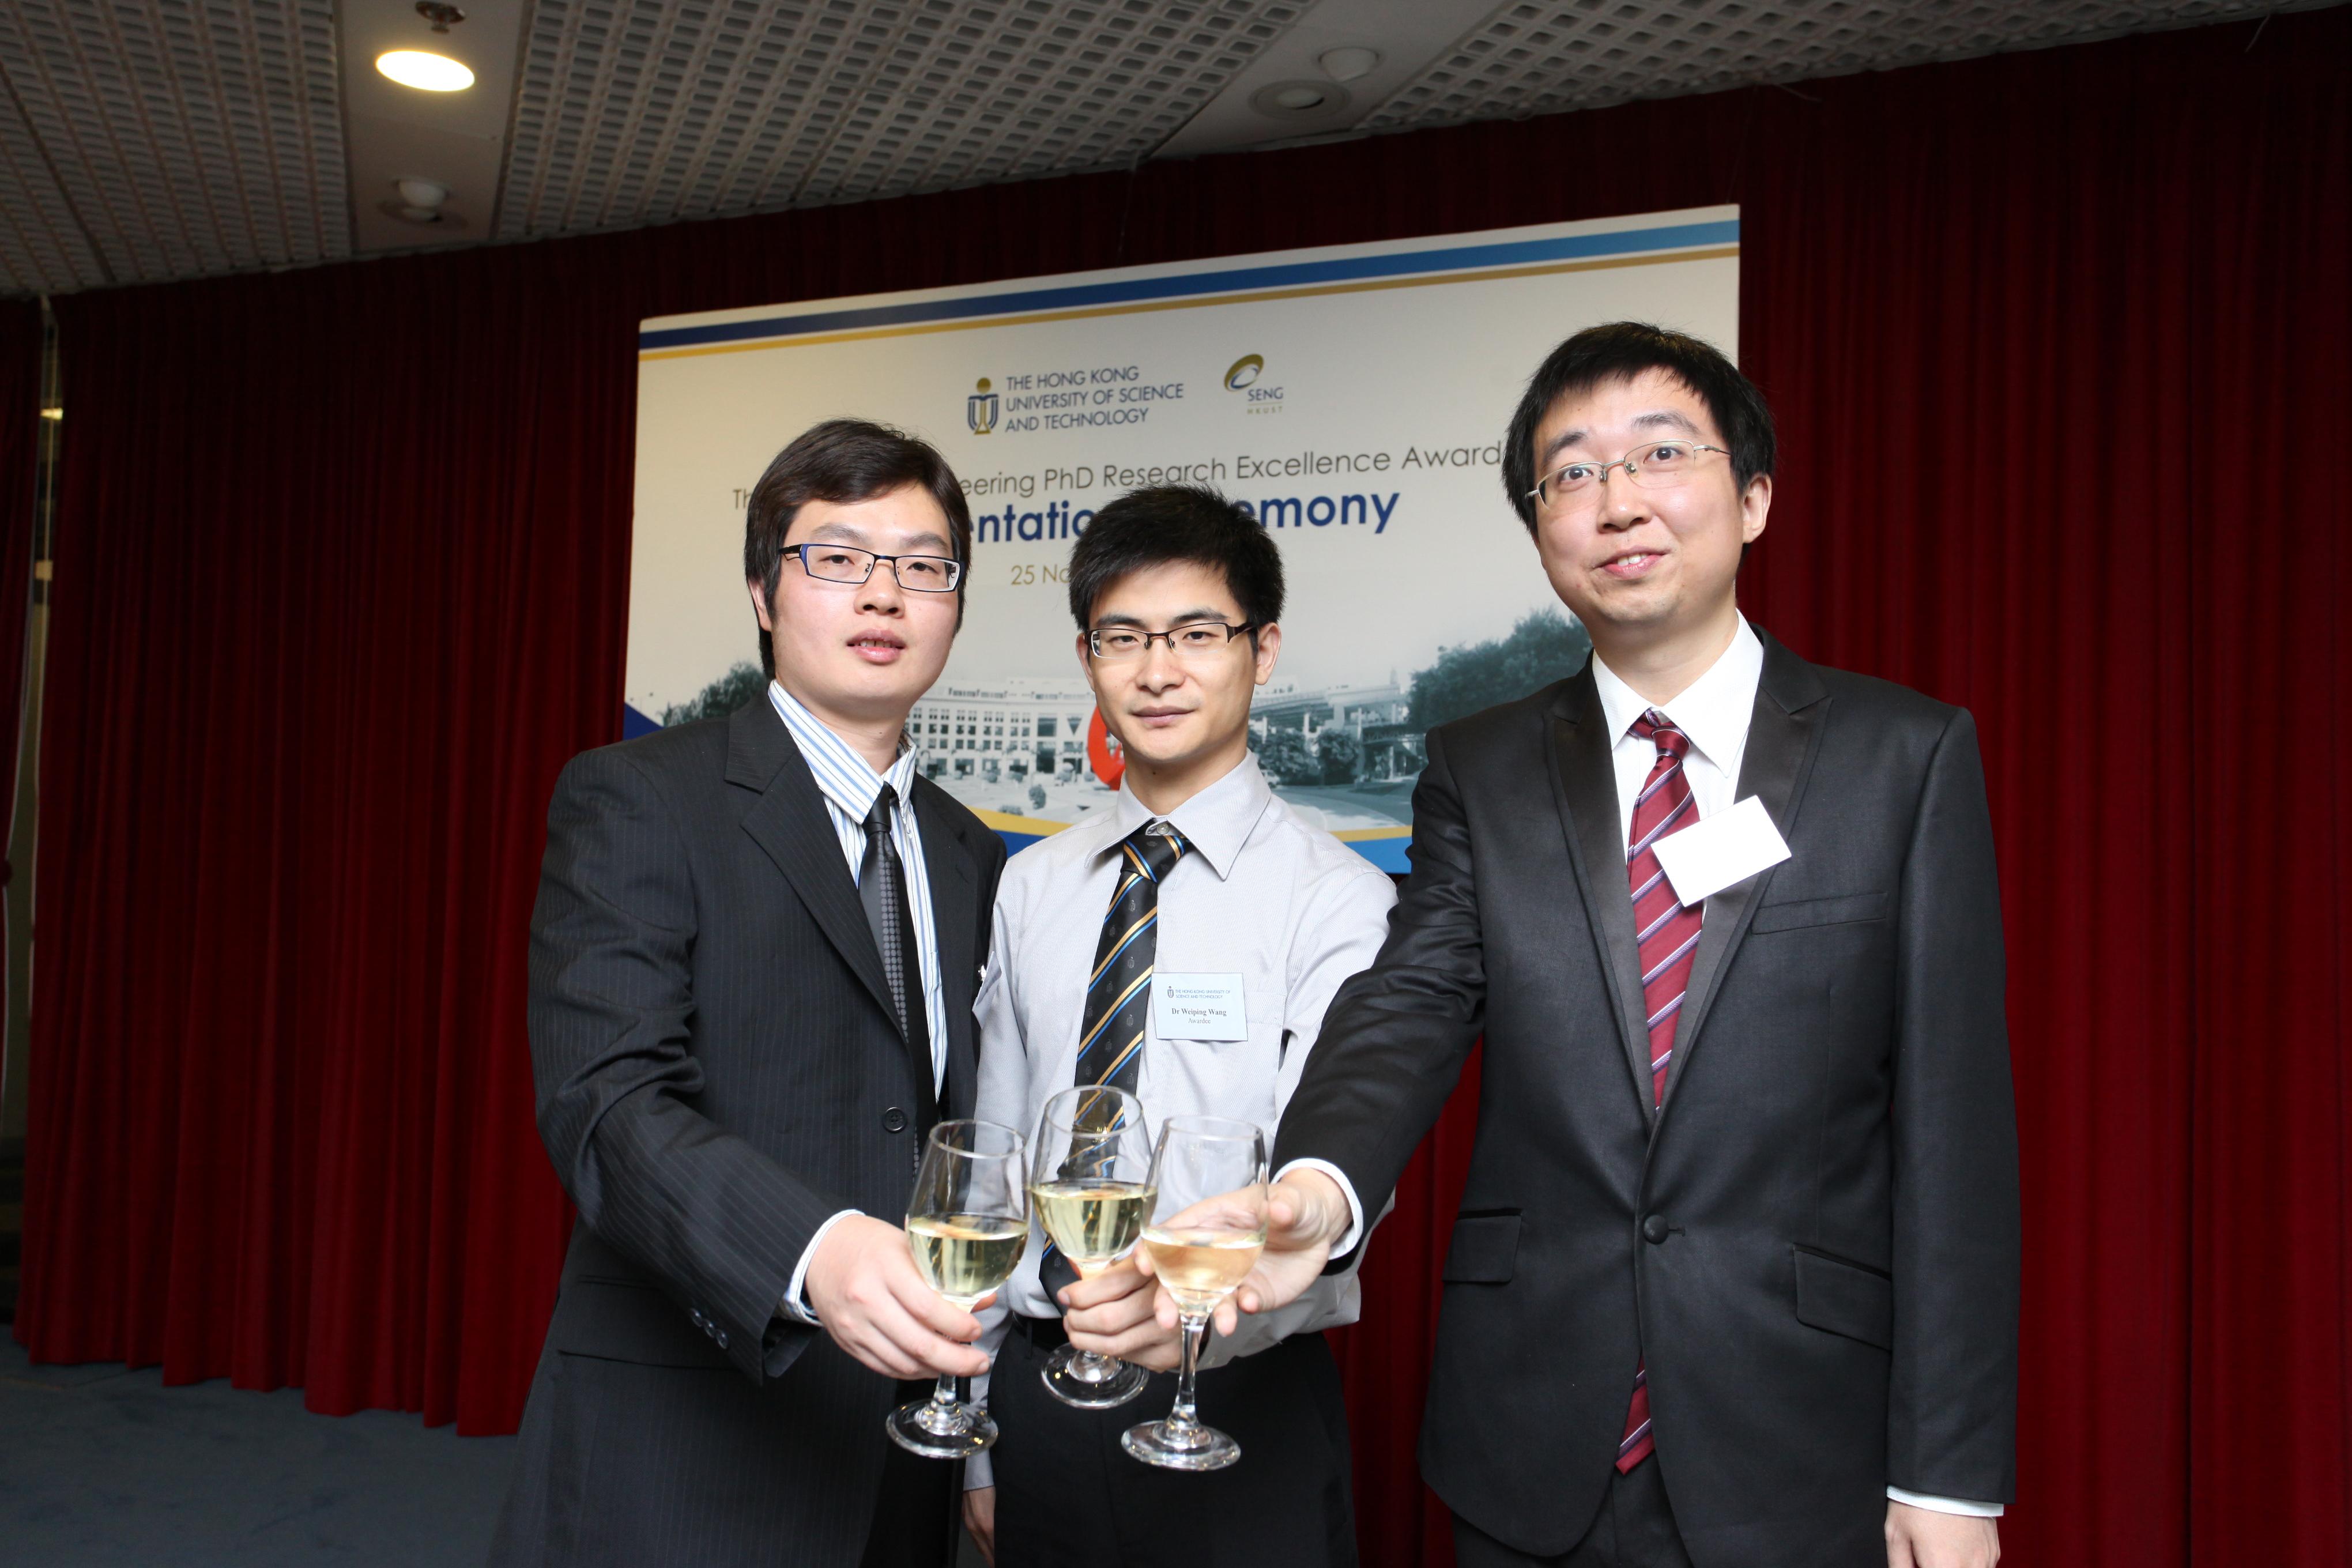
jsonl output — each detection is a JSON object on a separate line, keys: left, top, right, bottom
{"left": 887, "top": 1118, "right": 1029, "bottom": 1459}
{"left": 1121, "top": 1115, "right": 1270, "bottom": 1471}
{"left": 1028, "top": 1085, "right": 1156, "bottom": 1408}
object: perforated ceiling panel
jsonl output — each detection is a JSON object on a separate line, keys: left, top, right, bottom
{"left": 496, "top": 0, "right": 1309, "bottom": 242}
{"left": 1362, "top": 0, "right": 2289, "bottom": 130}
{"left": 0, "top": 0, "right": 2322, "bottom": 296}
{"left": 0, "top": 0, "right": 346, "bottom": 294}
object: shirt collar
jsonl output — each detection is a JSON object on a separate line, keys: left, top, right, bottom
{"left": 1589, "top": 613, "right": 1764, "bottom": 774}
{"left": 766, "top": 680, "right": 919, "bottom": 822}
{"left": 1106, "top": 752, "right": 1273, "bottom": 881}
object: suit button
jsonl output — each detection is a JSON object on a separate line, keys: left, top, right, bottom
{"left": 1642, "top": 1214, "right": 1671, "bottom": 1245}
{"left": 883, "top": 1107, "right": 909, "bottom": 1133}
{"left": 715, "top": 1328, "right": 729, "bottom": 1350}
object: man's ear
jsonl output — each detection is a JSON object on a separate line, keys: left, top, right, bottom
{"left": 1740, "top": 473, "right": 1772, "bottom": 545}
{"left": 1252, "top": 622, "right": 1283, "bottom": 685}
{"left": 749, "top": 578, "right": 776, "bottom": 631}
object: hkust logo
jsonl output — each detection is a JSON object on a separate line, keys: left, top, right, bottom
{"left": 1224, "top": 353, "right": 1283, "bottom": 414}
{"left": 967, "top": 376, "right": 999, "bottom": 436}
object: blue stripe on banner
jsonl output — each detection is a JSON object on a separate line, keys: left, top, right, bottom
{"left": 639, "top": 220, "right": 1740, "bottom": 350}
{"left": 621, "top": 702, "right": 661, "bottom": 738}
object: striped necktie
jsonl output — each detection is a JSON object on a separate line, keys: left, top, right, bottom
{"left": 1043, "top": 821, "right": 1186, "bottom": 1296}
{"left": 1073, "top": 821, "right": 1186, "bottom": 1098}
{"left": 1618, "top": 708, "right": 1703, "bottom": 1474}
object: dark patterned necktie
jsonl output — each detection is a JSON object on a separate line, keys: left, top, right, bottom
{"left": 1618, "top": 709, "right": 1704, "bottom": 1473}
{"left": 860, "top": 785, "right": 934, "bottom": 1129}
{"left": 1042, "top": 821, "right": 1186, "bottom": 1296}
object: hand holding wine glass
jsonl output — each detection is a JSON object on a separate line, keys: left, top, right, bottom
{"left": 887, "top": 1118, "right": 1028, "bottom": 1459}
{"left": 1028, "top": 1085, "right": 1157, "bottom": 1408}
{"left": 1121, "top": 1115, "right": 1270, "bottom": 1471}
{"left": 1138, "top": 1165, "right": 1354, "bottom": 1339}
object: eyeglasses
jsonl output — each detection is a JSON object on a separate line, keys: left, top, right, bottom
{"left": 1526, "top": 439, "right": 1729, "bottom": 512}
{"left": 786, "top": 542, "right": 964, "bottom": 593}
{"left": 1084, "top": 621, "right": 1255, "bottom": 661}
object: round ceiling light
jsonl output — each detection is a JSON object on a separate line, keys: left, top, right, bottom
{"left": 376, "top": 50, "right": 474, "bottom": 91}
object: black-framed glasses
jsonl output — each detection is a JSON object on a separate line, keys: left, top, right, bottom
{"left": 1084, "top": 621, "right": 1255, "bottom": 661}
{"left": 787, "top": 542, "right": 964, "bottom": 592}
{"left": 1526, "top": 439, "right": 1729, "bottom": 511}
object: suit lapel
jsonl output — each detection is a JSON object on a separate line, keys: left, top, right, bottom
{"left": 1659, "top": 630, "right": 1830, "bottom": 1107}
{"left": 1546, "top": 668, "right": 1656, "bottom": 1115}
{"left": 914, "top": 780, "right": 981, "bottom": 1120}
{"left": 725, "top": 701, "right": 902, "bottom": 1036}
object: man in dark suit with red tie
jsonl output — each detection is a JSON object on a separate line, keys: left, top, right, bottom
{"left": 1181, "top": 324, "right": 2020, "bottom": 1568}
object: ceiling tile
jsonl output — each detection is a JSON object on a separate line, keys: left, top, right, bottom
{"left": 494, "top": 0, "right": 1311, "bottom": 243}
{"left": 1360, "top": 0, "right": 2287, "bottom": 130}
{"left": 0, "top": 0, "right": 346, "bottom": 291}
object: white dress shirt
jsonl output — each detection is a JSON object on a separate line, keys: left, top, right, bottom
{"left": 965, "top": 753, "right": 1396, "bottom": 1488}
{"left": 1313, "top": 617, "right": 2000, "bottom": 1518}
{"left": 765, "top": 680, "right": 947, "bottom": 1326}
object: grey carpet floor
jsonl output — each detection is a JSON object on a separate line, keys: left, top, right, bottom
{"left": 2, "top": 1336, "right": 988, "bottom": 1566}
{"left": 0, "top": 1336, "right": 515, "bottom": 1566}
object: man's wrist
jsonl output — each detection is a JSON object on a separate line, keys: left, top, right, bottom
{"left": 1887, "top": 1486, "right": 2004, "bottom": 1518}
{"left": 780, "top": 1208, "right": 865, "bottom": 1325}
{"left": 1273, "top": 1159, "right": 1362, "bottom": 1253}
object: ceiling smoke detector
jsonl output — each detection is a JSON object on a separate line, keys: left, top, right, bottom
{"left": 381, "top": 178, "right": 464, "bottom": 228}
{"left": 415, "top": 3, "right": 465, "bottom": 32}
{"left": 1249, "top": 80, "right": 1351, "bottom": 120}
{"left": 1318, "top": 47, "right": 1381, "bottom": 84}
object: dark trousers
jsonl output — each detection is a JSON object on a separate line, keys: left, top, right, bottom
{"left": 990, "top": 1321, "right": 1357, "bottom": 1568}
{"left": 1451, "top": 1460, "right": 1693, "bottom": 1568}
{"left": 858, "top": 1380, "right": 960, "bottom": 1568}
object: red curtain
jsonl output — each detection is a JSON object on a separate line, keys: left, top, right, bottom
{"left": 16, "top": 11, "right": 2348, "bottom": 1564}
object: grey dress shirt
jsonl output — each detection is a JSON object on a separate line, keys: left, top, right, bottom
{"left": 967, "top": 753, "right": 1395, "bottom": 1486}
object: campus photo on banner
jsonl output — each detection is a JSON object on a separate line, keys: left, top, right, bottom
{"left": 630, "top": 206, "right": 1739, "bottom": 868}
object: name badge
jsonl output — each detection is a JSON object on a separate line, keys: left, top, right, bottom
{"left": 1152, "top": 973, "right": 1248, "bottom": 1042}
{"left": 1652, "top": 795, "right": 1792, "bottom": 906}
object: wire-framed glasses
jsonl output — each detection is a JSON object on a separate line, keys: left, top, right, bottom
{"left": 1085, "top": 621, "right": 1255, "bottom": 661}
{"left": 1526, "top": 439, "right": 1729, "bottom": 512}
{"left": 787, "top": 542, "right": 964, "bottom": 592}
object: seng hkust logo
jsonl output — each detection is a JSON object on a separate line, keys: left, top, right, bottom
{"left": 1224, "top": 353, "right": 1283, "bottom": 414}
{"left": 967, "top": 376, "right": 1000, "bottom": 435}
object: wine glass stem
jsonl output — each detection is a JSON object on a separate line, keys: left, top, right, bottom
{"left": 929, "top": 1370, "right": 960, "bottom": 1411}
{"left": 1168, "top": 1313, "right": 1209, "bottom": 1430}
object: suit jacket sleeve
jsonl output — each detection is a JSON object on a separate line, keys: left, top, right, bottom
{"left": 529, "top": 746, "right": 842, "bottom": 1386}
{"left": 1888, "top": 708, "right": 2022, "bottom": 1502}
{"left": 1271, "top": 726, "right": 1488, "bottom": 1224}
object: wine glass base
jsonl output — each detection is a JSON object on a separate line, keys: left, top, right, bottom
{"left": 1121, "top": 1418, "right": 1241, "bottom": 1472}
{"left": 886, "top": 1396, "right": 997, "bottom": 1460}
{"left": 1042, "top": 1345, "right": 1151, "bottom": 1409}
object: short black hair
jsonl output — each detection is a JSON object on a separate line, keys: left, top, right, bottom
{"left": 742, "top": 417, "right": 973, "bottom": 676}
{"left": 1066, "top": 485, "right": 1283, "bottom": 632}
{"left": 1502, "top": 322, "right": 1775, "bottom": 533}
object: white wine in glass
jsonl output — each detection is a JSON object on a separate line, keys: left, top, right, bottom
{"left": 887, "top": 1119, "right": 1028, "bottom": 1460}
{"left": 1139, "top": 1228, "right": 1263, "bottom": 1316}
{"left": 1028, "top": 1085, "right": 1155, "bottom": 1409}
{"left": 907, "top": 1213, "right": 1029, "bottom": 1306}
{"left": 1123, "top": 1115, "right": 1270, "bottom": 1472}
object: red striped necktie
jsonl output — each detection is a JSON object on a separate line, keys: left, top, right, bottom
{"left": 1618, "top": 708, "right": 1703, "bottom": 1474}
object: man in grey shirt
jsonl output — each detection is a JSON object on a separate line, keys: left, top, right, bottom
{"left": 961, "top": 485, "right": 1395, "bottom": 1568}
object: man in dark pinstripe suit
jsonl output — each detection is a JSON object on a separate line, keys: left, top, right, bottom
{"left": 491, "top": 420, "right": 1008, "bottom": 1568}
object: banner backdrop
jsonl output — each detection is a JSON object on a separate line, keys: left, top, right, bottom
{"left": 632, "top": 207, "right": 1737, "bottom": 865}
